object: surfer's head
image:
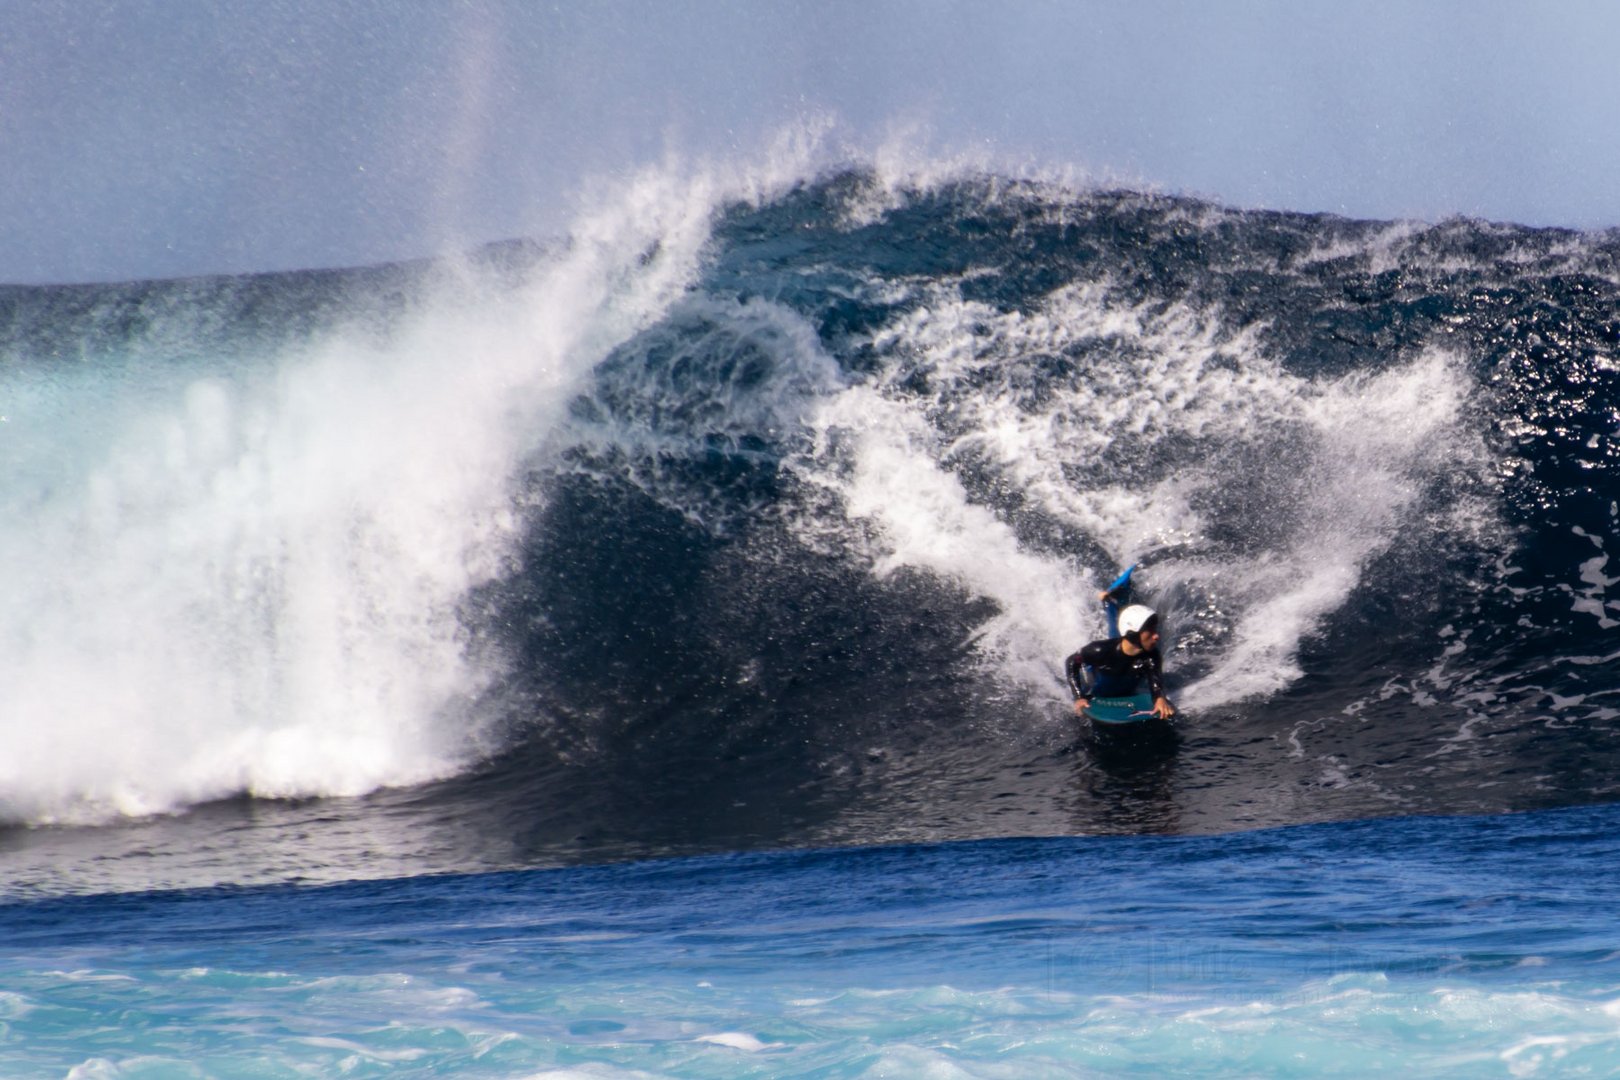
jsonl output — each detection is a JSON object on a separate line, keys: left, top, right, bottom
{"left": 1118, "top": 605, "right": 1160, "bottom": 646}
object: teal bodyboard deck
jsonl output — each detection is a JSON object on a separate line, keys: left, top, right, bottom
{"left": 1083, "top": 691, "right": 1157, "bottom": 725}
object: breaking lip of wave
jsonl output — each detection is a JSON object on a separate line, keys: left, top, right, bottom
{"left": 0, "top": 147, "right": 840, "bottom": 828}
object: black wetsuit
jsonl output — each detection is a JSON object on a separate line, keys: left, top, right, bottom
{"left": 1065, "top": 638, "right": 1165, "bottom": 700}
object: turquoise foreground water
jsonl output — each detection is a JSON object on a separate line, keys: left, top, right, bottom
{"left": 5, "top": 803, "right": 1619, "bottom": 1078}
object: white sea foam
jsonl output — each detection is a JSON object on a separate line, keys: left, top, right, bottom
{"left": 29, "top": 965, "right": 1620, "bottom": 1079}
{"left": 693, "top": 1032, "right": 778, "bottom": 1051}
{"left": 792, "top": 262, "right": 1494, "bottom": 710}
{"left": 0, "top": 148, "right": 813, "bottom": 825}
{"left": 0, "top": 136, "right": 1514, "bottom": 821}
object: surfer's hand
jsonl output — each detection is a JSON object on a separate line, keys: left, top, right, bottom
{"left": 1153, "top": 697, "right": 1176, "bottom": 720}
{"left": 1097, "top": 590, "right": 1112, "bottom": 604}
{"left": 1073, "top": 698, "right": 1089, "bottom": 716}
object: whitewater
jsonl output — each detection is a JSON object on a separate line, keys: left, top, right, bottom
{"left": 2, "top": 149, "right": 1619, "bottom": 1075}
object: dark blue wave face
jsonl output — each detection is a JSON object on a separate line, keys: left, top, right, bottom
{"left": 3, "top": 170, "right": 1619, "bottom": 889}
{"left": 471, "top": 175, "right": 1620, "bottom": 859}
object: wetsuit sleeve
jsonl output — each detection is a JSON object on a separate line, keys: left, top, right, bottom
{"left": 1068, "top": 639, "right": 1113, "bottom": 697}
{"left": 1064, "top": 652, "right": 1088, "bottom": 698}
{"left": 1146, "top": 649, "right": 1166, "bottom": 699}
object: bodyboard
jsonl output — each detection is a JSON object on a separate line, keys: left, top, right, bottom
{"left": 1083, "top": 691, "right": 1157, "bottom": 725}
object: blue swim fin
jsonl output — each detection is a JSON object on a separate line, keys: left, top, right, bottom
{"left": 1104, "top": 564, "right": 1137, "bottom": 602}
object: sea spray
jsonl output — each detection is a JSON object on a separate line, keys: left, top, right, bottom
{"left": 0, "top": 157, "right": 777, "bottom": 824}
{"left": 0, "top": 158, "right": 1615, "bottom": 879}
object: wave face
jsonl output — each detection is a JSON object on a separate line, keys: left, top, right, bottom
{"left": 3, "top": 163, "right": 1619, "bottom": 887}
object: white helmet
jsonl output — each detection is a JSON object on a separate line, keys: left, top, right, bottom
{"left": 1118, "top": 604, "right": 1160, "bottom": 644}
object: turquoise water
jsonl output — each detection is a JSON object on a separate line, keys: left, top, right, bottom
{"left": 5, "top": 804, "right": 1619, "bottom": 1077}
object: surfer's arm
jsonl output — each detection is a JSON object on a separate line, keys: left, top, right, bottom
{"left": 1147, "top": 659, "right": 1165, "bottom": 700}
{"left": 1146, "top": 651, "right": 1175, "bottom": 718}
{"left": 1064, "top": 651, "right": 1090, "bottom": 699}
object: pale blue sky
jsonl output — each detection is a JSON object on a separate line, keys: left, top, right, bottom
{"left": 4, "top": 0, "right": 1618, "bottom": 283}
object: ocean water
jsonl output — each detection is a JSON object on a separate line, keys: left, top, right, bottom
{"left": 5, "top": 806, "right": 1620, "bottom": 1078}
{"left": 2, "top": 155, "right": 1619, "bottom": 1075}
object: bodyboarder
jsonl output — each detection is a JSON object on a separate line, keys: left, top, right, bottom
{"left": 1065, "top": 568, "right": 1176, "bottom": 721}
